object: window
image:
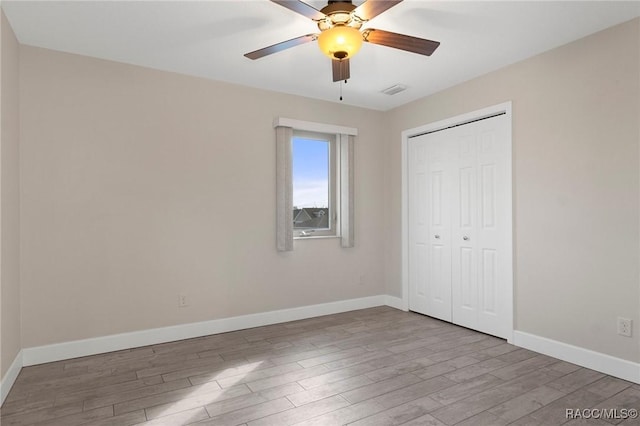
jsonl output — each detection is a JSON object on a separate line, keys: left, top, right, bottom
{"left": 292, "top": 131, "right": 336, "bottom": 237}
{"left": 275, "top": 118, "right": 355, "bottom": 251}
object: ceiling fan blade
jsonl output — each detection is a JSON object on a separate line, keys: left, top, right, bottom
{"left": 271, "top": 0, "right": 326, "bottom": 20}
{"left": 244, "top": 34, "right": 317, "bottom": 60}
{"left": 362, "top": 29, "right": 440, "bottom": 56}
{"left": 354, "top": 0, "right": 403, "bottom": 21}
{"left": 332, "top": 59, "right": 350, "bottom": 82}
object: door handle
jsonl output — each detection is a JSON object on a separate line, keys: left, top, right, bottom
{"left": 463, "top": 236, "right": 470, "bottom": 241}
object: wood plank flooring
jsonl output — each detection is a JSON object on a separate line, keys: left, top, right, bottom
{"left": 1, "top": 307, "right": 638, "bottom": 425}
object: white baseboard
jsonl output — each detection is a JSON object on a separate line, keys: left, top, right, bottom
{"left": 384, "top": 295, "right": 405, "bottom": 311}
{"left": 14, "top": 299, "right": 636, "bottom": 402}
{"left": 22, "top": 295, "right": 390, "bottom": 367}
{"left": 513, "top": 331, "right": 640, "bottom": 384}
{"left": 1, "top": 350, "right": 23, "bottom": 405}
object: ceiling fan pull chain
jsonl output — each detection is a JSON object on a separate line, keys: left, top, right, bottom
{"left": 340, "top": 80, "right": 343, "bottom": 101}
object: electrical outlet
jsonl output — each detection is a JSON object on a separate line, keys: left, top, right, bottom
{"left": 617, "top": 317, "right": 632, "bottom": 337}
{"left": 359, "top": 274, "right": 365, "bottom": 286}
{"left": 178, "top": 294, "right": 188, "bottom": 308}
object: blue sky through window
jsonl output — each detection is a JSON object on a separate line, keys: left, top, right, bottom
{"left": 293, "top": 137, "right": 329, "bottom": 208}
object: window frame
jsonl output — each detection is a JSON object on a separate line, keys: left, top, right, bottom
{"left": 291, "top": 130, "right": 338, "bottom": 239}
{"left": 275, "top": 117, "right": 356, "bottom": 251}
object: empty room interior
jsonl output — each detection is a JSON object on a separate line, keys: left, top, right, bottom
{"left": 1, "top": 1, "right": 640, "bottom": 425}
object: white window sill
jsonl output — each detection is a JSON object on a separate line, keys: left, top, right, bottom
{"left": 294, "top": 235, "right": 340, "bottom": 240}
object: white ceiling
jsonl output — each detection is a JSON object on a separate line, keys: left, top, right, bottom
{"left": 3, "top": 1, "right": 640, "bottom": 111}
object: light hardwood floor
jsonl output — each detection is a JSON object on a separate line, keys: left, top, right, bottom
{"left": 1, "top": 307, "right": 639, "bottom": 426}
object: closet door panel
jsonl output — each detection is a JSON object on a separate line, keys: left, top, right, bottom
{"left": 452, "top": 131, "right": 479, "bottom": 329}
{"left": 475, "top": 119, "right": 510, "bottom": 337}
{"left": 426, "top": 135, "right": 452, "bottom": 321}
{"left": 408, "top": 133, "right": 452, "bottom": 321}
{"left": 408, "top": 138, "right": 429, "bottom": 313}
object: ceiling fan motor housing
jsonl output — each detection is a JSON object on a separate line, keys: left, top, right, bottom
{"left": 317, "top": 1, "right": 363, "bottom": 31}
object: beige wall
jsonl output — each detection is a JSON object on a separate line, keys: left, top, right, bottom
{"left": 1, "top": 10, "right": 21, "bottom": 378}
{"left": 19, "top": 46, "right": 387, "bottom": 348}
{"left": 385, "top": 18, "right": 640, "bottom": 363}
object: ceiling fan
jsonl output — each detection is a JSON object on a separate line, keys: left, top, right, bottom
{"left": 244, "top": 0, "right": 440, "bottom": 82}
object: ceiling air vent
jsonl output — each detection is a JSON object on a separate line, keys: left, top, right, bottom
{"left": 381, "top": 84, "right": 407, "bottom": 95}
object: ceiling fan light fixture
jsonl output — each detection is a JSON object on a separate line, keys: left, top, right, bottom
{"left": 317, "top": 25, "right": 363, "bottom": 60}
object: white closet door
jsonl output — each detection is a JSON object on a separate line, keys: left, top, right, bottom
{"left": 426, "top": 132, "right": 453, "bottom": 321}
{"left": 451, "top": 129, "right": 479, "bottom": 330}
{"left": 470, "top": 115, "right": 511, "bottom": 338}
{"left": 408, "top": 113, "right": 511, "bottom": 339}
{"left": 408, "top": 137, "right": 429, "bottom": 314}
{"left": 408, "top": 132, "right": 452, "bottom": 322}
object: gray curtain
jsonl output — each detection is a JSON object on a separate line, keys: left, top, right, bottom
{"left": 340, "top": 134, "right": 355, "bottom": 248}
{"left": 275, "top": 126, "right": 294, "bottom": 251}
